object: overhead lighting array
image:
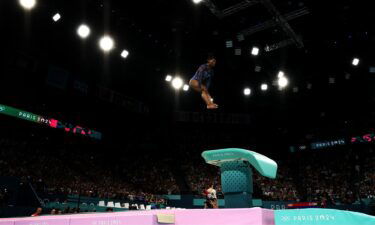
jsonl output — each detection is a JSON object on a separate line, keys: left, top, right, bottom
{"left": 172, "top": 77, "right": 184, "bottom": 90}
{"left": 19, "top": 0, "right": 36, "bottom": 10}
{"left": 99, "top": 36, "right": 115, "bottom": 52}
{"left": 244, "top": 88, "right": 251, "bottom": 96}
{"left": 251, "top": 47, "right": 259, "bottom": 56}
{"left": 277, "top": 71, "right": 289, "bottom": 90}
{"left": 192, "top": 0, "right": 204, "bottom": 4}
{"left": 165, "top": 75, "right": 189, "bottom": 92}
{"left": 18, "top": 0, "right": 363, "bottom": 99}
{"left": 19, "top": 1, "right": 130, "bottom": 59}
{"left": 352, "top": 58, "right": 360, "bottom": 66}
{"left": 52, "top": 13, "right": 61, "bottom": 22}
{"left": 77, "top": 24, "right": 91, "bottom": 39}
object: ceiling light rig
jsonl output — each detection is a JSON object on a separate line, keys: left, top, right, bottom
{"left": 19, "top": 0, "right": 366, "bottom": 102}
{"left": 183, "top": 84, "right": 190, "bottom": 91}
{"left": 77, "top": 24, "right": 91, "bottom": 39}
{"left": 244, "top": 88, "right": 251, "bottom": 96}
{"left": 277, "top": 72, "right": 288, "bottom": 90}
{"left": 99, "top": 36, "right": 115, "bottom": 52}
{"left": 171, "top": 77, "right": 184, "bottom": 90}
{"left": 261, "top": 84, "right": 268, "bottom": 91}
{"left": 251, "top": 47, "right": 260, "bottom": 56}
{"left": 278, "top": 77, "right": 288, "bottom": 89}
{"left": 121, "top": 50, "right": 129, "bottom": 59}
{"left": 192, "top": 0, "right": 204, "bottom": 4}
{"left": 165, "top": 75, "right": 172, "bottom": 82}
{"left": 19, "top": 0, "right": 36, "bottom": 10}
{"left": 352, "top": 58, "right": 360, "bottom": 66}
{"left": 52, "top": 13, "right": 61, "bottom": 22}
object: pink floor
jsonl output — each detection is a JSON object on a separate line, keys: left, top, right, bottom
{"left": 0, "top": 207, "right": 275, "bottom": 225}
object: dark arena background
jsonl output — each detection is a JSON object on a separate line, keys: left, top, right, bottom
{"left": 0, "top": 0, "right": 375, "bottom": 224}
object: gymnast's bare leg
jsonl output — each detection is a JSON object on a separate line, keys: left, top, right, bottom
{"left": 189, "top": 80, "right": 218, "bottom": 109}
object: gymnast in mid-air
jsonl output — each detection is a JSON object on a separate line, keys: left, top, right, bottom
{"left": 189, "top": 56, "right": 218, "bottom": 109}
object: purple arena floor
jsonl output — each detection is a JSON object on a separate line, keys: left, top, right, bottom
{"left": 0, "top": 207, "right": 275, "bottom": 225}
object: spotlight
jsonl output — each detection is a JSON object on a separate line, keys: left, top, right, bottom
{"left": 193, "top": 0, "right": 204, "bottom": 4}
{"left": 172, "top": 77, "right": 183, "bottom": 90}
{"left": 52, "top": 13, "right": 61, "bottom": 22}
{"left": 261, "top": 83, "right": 268, "bottom": 91}
{"left": 352, "top": 58, "right": 360, "bottom": 66}
{"left": 244, "top": 88, "right": 251, "bottom": 96}
{"left": 165, "top": 75, "right": 173, "bottom": 82}
{"left": 183, "top": 84, "right": 190, "bottom": 91}
{"left": 278, "top": 76, "right": 288, "bottom": 89}
{"left": 251, "top": 47, "right": 259, "bottom": 56}
{"left": 99, "top": 36, "right": 115, "bottom": 52}
{"left": 121, "top": 50, "right": 129, "bottom": 59}
{"left": 77, "top": 24, "right": 90, "bottom": 39}
{"left": 278, "top": 71, "right": 285, "bottom": 78}
{"left": 19, "top": 0, "right": 36, "bottom": 10}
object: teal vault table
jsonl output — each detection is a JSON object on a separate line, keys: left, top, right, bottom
{"left": 202, "top": 148, "right": 278, "bottom": 208}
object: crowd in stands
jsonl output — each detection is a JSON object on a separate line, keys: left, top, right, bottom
{"left": 0, "top": 187, "right": 10, "bottom": 206}
{"left": 296, "top": 146, "right": 375, "bottom": 205}
{"left": 0, "top": 136, "right": 175, "bottom": 208}
{"left": 358, "top": 148, "right": 375, "bottom": 200}
{"left": 174, "top": 127, "right": 299, "bottom": 201}
{"left": 298, "top": 154, "right": 356, "bottom": 205}
{"left": 173, "top": 128, "right": 375, "bottom": 204}
{"left": 1, "top": 127, "right": 375, "bottom": 212}
{"left": 254, "top": 164, "right": 299, "bottom": 201}
{"left": 174, "top": 127, "right": 253, "bottom": 197}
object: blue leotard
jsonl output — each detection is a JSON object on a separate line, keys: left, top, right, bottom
{"left": 191, "top": 64, "right": 214, "bottom": 89}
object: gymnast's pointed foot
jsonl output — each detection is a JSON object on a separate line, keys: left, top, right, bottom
{"left": 207, "top": 103, "right": 218, "bottom": 109}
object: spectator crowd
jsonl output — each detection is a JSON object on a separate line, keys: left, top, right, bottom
{"left": 1, "top": 127, "right": 375, "bottom": 212}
